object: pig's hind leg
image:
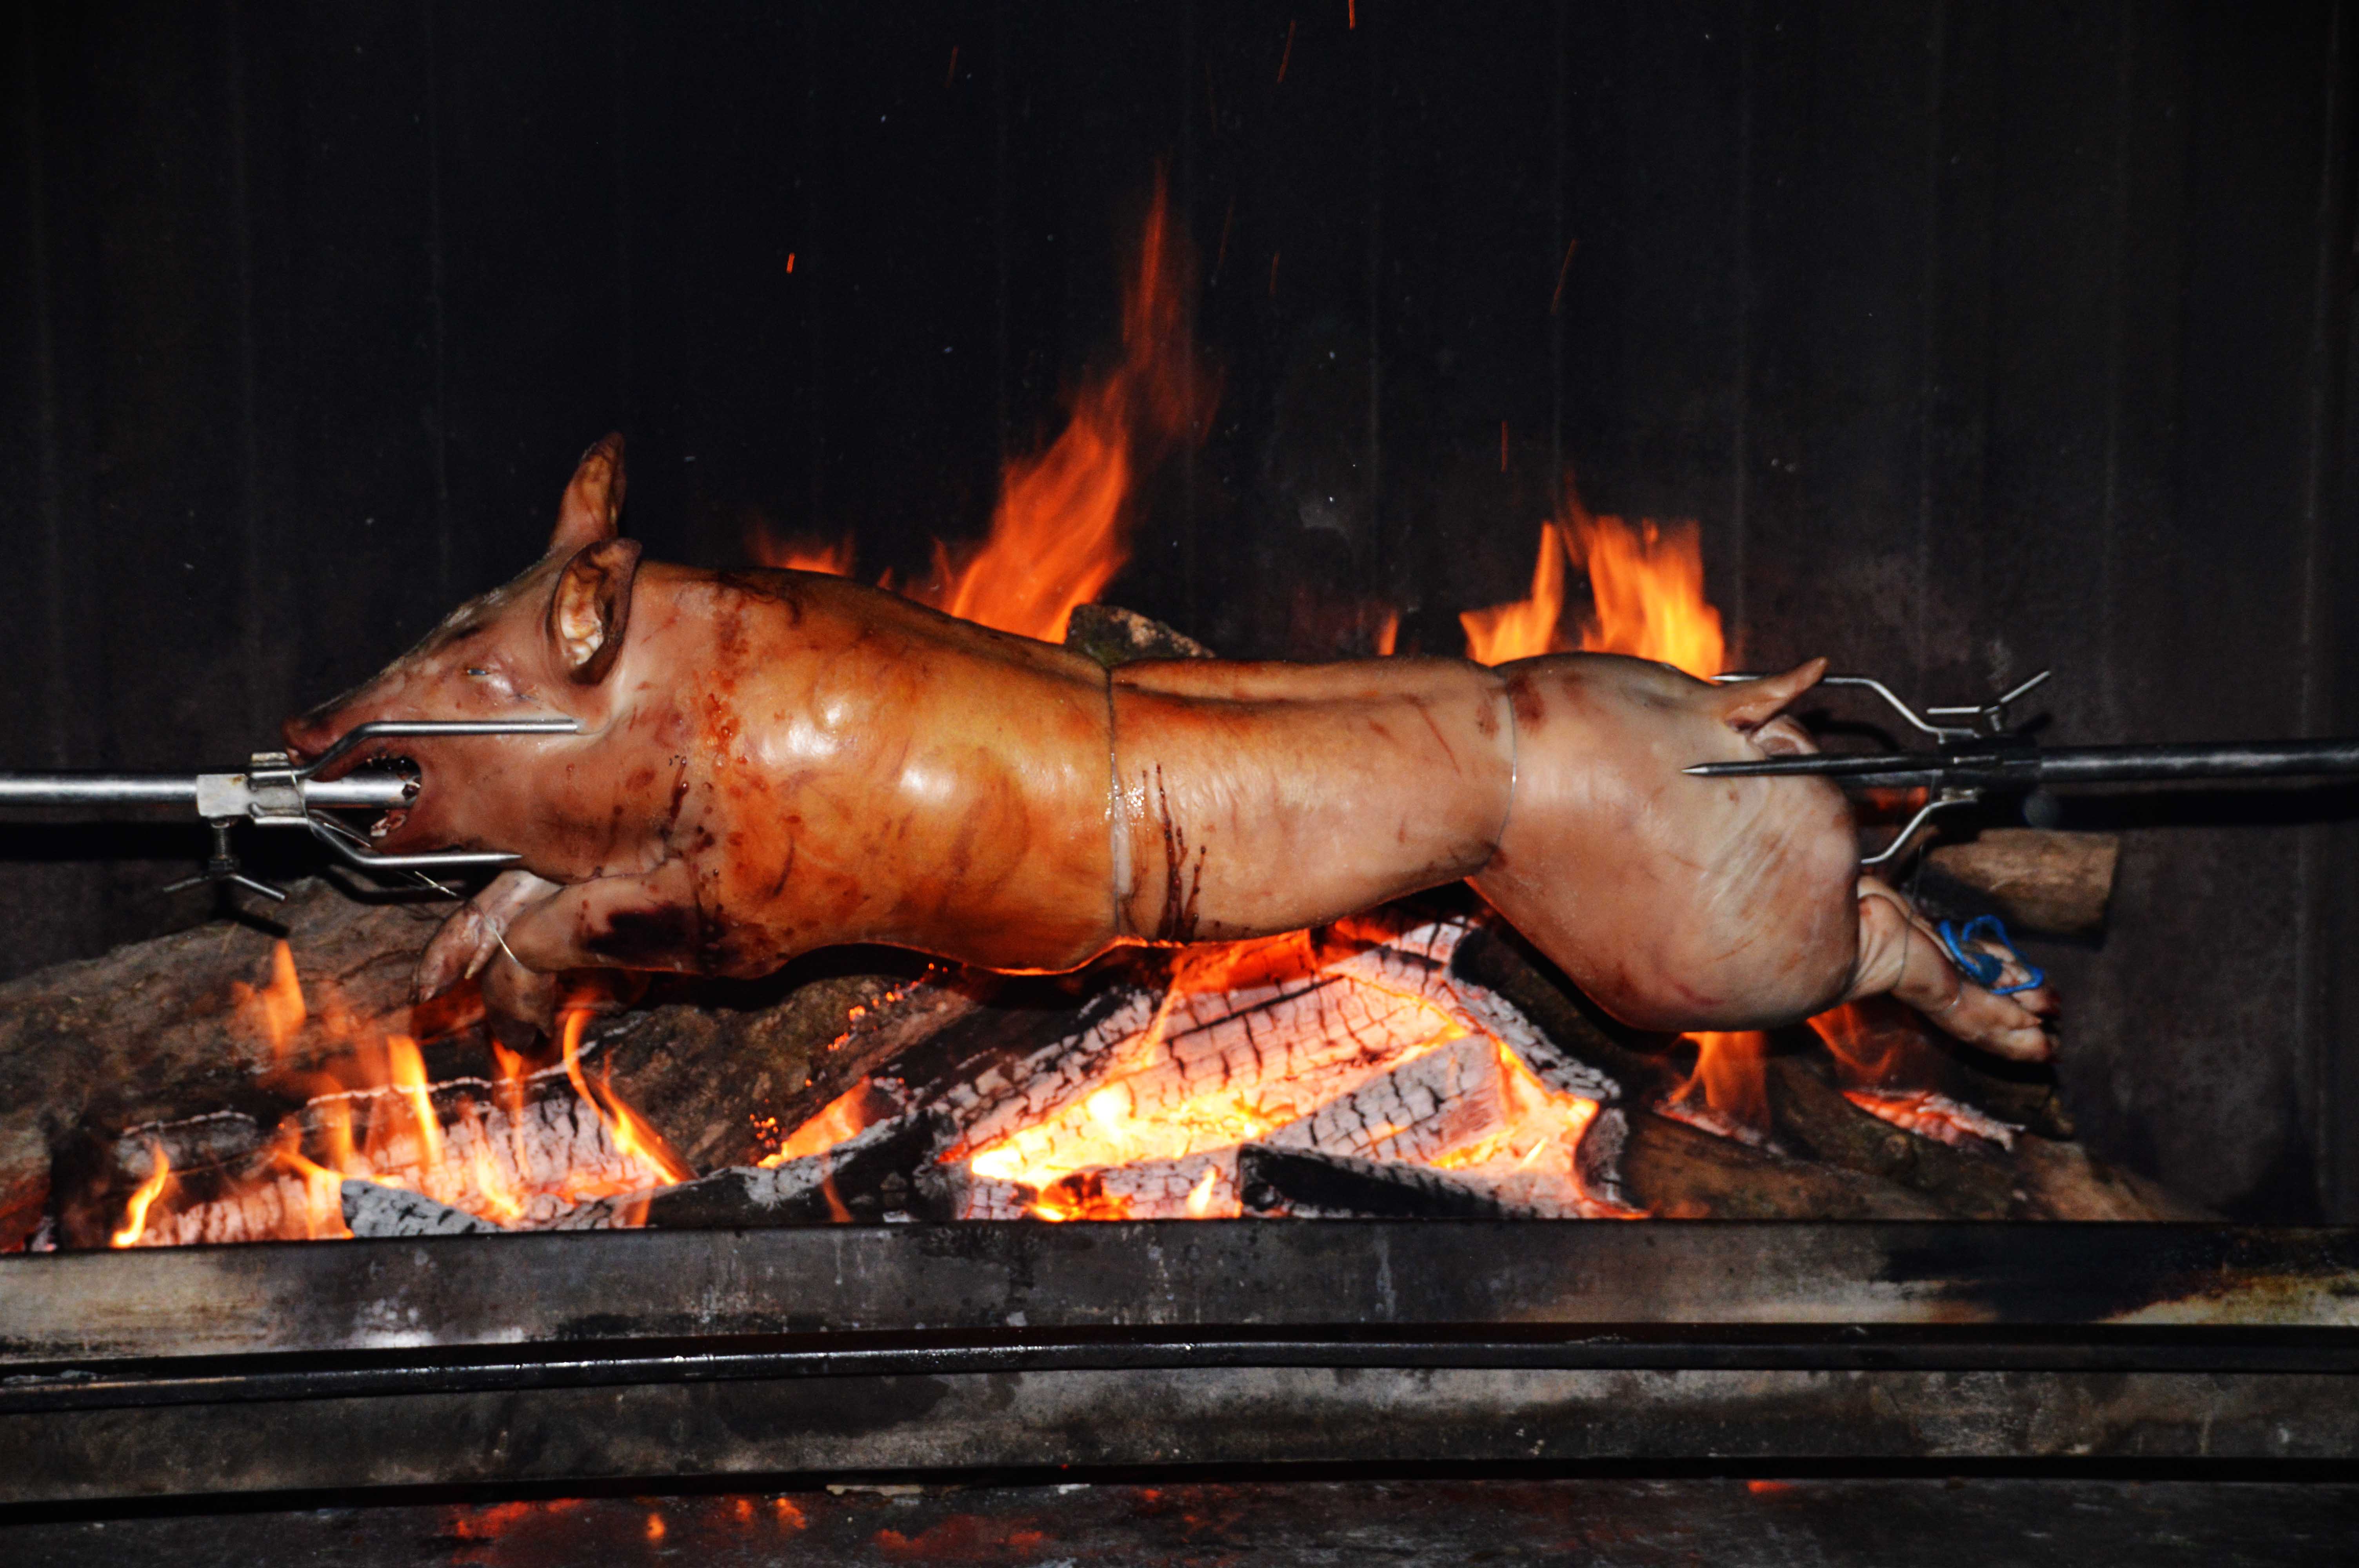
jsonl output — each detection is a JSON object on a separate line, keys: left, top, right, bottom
{"left": 1846, "top": 877, "right": 2057, "bottom": 1061}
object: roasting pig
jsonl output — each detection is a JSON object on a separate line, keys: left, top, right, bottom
{"left": 285, "top": 436, "right": 2055, "bottom": 1060}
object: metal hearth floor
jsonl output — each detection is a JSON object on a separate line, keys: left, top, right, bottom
{"left": 1, "top": 1221, "right": 2354, "bottom": 1504}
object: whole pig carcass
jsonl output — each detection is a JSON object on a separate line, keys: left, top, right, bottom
{"left": 285, "top": 437, "right": 2054, "bottom": 1060}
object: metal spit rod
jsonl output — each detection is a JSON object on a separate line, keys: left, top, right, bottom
{"left": 0, "top": 773, "right": 412, "bottom": 808}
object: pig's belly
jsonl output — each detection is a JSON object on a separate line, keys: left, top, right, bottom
{"left": 1106, "top": 659, "right": 1519, "bottom": 943}
{"left": 1469, "top": 655, "right": 1863, "bottom": 1031}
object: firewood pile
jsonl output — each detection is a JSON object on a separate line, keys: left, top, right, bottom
{"left": 0, "top": 825, "right": 2199, "bottom": 1251}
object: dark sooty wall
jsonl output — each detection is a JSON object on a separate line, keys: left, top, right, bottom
{"left": 3, "top": 2, "right": 2356, "bottom": 1219}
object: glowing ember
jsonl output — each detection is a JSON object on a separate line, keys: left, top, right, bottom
{"left": 767, "top": 915, "right": 1632, "bottom": 1221}
{"left": 1843, "top": 1089, "right": 2019, "bottom": 1151}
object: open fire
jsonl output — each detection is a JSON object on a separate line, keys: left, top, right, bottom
{"left": 72, "top": 186, "right": 2101, "bottom": 1252}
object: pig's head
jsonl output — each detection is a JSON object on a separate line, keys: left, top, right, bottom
{"left": 282, "top": 434, "right": 645, "bottom": 860}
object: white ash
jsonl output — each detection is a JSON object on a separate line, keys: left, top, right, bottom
{"left": 341, "top": 1179, "right": 503, "bottom": 1237}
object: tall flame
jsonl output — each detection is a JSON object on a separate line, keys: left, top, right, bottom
{"left": 231, "top": 939, "right": 308, "bottom": 1059}
{"left": 1459, "top": 522, "right": 1571, "bottom": 665}
{"left": 561, "top": 1010, "right": 696, "bottom": 1188}
{"left": 383, "top": 1034, "right": 445, "bottom": 1176}
{"left": 1672, "top": 1031, "right": 1771, "bottom": 1135}
{"left": 1564, "top": 506, "right": 1724, "bottom": 677}
{"left": 749, "top": 175, "right": 1207, "bottom": 643}
{"left": 1462, "top": 492, "right": 1725, "bottom": 677}
{"left": 111, "top": 1142, "right": 171, "bottom": 1247}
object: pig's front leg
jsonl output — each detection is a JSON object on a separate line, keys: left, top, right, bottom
{"left": 467, "top": 859, "right": 709, "bottom": 1038}
{"left": 415, "top": 869, "right": 567, "bottom": 1002}
{"left": 1845, "top": 878, "right": 2058, "bottom": 1062}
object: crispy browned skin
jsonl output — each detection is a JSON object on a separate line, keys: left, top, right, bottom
{"left": 287, "top": 436, "right": 2056, "bottom": 1059}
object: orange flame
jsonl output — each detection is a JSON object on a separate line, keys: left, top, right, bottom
{"left": 762, "top": 1082, "right": 874, "bottom": 1167}
{"left": 382, "top": 1034, "right": 445, "bottom": 1180}
{"left": 1461, "top": 491, "right": 1725, "bottom": 677}
{"left": 1459, "top": 521, "right": 1572, "bottom": 665}
{"left": 1806, "top": 1002, "right": 1919, "bottom": 1089}
{"left": 561, "top": 1010, "right": 696, "bottom": 1188}
{"left": 110, "top": 1142, "right": 171, "bottom": 1247}
{"left": 910, "top": 176, "right": 1203, "bottom": 641}
{"left": 1564, "top": 504, "right": 1725, "bottom": 677}
{"left": 749, "top": 530, "right": 855, "bottom": 577}
{"left": 746, "top": 177, "right": 1207, "bottom": 644}
{"left": 231, "top": 939, "right": 308, "bottom": 1058}
{"left": 1672, "top": 1031, "right": 1771, "bottom": 1134}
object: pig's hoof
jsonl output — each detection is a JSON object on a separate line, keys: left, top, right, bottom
{"left": 414, "top": 907, "right": 491, "bottom": 1002}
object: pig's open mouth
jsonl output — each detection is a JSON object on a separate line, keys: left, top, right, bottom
{"left": 356, "top": 754, "right": 422, "bottom": 840}
{"left": 305, "top": 743, "right": 426, "bottom": 842}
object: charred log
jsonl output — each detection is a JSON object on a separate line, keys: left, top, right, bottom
{"left": 1619, "top": 1111, "right": 1951, "bottom": 1220}
{"left": 1063, "top": 603, "right": 1216, "bottom": 667}
{"left": 1763, "top": 1049, "right": 2017, "bottom": 1219}
{"left": 641, "top": 1112, "right": 959, "bottom": 1229}
{"left": 583, "top": 962, "right": 974, "bottom": 1172}
{"left": 342, "top": 1180, "right": 503, "bottom": 1237}
{"left": 1236, "top": 1143, "right": 1529, "bottom": 1219}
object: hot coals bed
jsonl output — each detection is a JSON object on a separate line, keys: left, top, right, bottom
{"left": 1, "top": 889, "right": 2356, "bottom": 1545}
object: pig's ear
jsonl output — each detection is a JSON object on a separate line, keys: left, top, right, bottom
{"left": 1715, "top": 657, "right": 1827, "bottom": 731}
{"left": 548, "top": 432, "right": 628, "bottom": 555}
{"left": 548, "top": 539, "right": 643, "bottom": 684}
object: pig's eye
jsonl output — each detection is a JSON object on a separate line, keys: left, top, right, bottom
{"left": 464, "top": 668, "right": 491, "bottom": 678}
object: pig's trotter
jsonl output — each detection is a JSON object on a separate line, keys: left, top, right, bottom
{"left": 1847, "top": 877, "right": 2057, "bottom": 1062}
{"left": 414, "top": 869, "right": 565, "bottom": 1004}
{"left": 479, "top": 949, "right": 557, "bottom": 1049}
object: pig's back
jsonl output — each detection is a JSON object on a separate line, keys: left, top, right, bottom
{"left": 662, "top": 570, "right": 1119, "bottom": 972}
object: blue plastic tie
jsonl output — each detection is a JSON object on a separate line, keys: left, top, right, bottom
{"left": 1936, "top": 915, "right": 2045, "bottom": 996}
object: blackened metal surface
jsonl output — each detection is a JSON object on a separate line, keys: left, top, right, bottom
{"left": 4, "top": 1224, "right": 2356, "bottom": 1368}
{"left": 0, "top": 1224, "right": 2354, "bottom": 1501}
{"left": 7, "top": 1367, "right": 2359, "bottom": 1503}
{"left": 8, "top": 1479, "right": 2358, "bottom": 1567}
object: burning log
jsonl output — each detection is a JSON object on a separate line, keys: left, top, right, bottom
{"left": 1619, "top": 1111, "right": 1951, "bottom": 1220}
{"left": 580, "top": 965, "right": 976, "bottom": 1172}
{"left": 1761, "top": 1050, "right": 2016, "bottom": 1219}
{"left": 0, "top": 862, "right": 2205, "bottom": 1246}
{"left": 1237, "top": 1143, "right": 1530, "bottom": 1219}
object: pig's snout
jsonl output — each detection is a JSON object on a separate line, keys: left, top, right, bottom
{"left": 282, "top": 707, "right": 345, "bottom": 764}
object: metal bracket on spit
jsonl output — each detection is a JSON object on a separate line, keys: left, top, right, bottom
{"left": 1, "top": 716, "right": 582, "bottom": 901}
{"left": 1702, "top": 668, "right": 2056, "bottom": 869}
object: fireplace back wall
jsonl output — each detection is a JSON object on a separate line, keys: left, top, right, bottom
{"left": 3, "top": 0, "right": 2354, "bottom": 1221}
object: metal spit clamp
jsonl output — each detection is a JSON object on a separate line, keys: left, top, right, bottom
{"left": 1697, "top": 669, "right": 2055, "bottom": 868}
{"left": 1, "top": 717, "right": 582, "bottom": 902}
{"left": 1692, "top": 665, "right": 2359, "bottom": 868}
{"left": 194, "top": 751, "right": 317, "bottom": 825}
